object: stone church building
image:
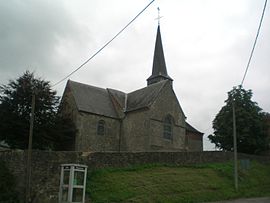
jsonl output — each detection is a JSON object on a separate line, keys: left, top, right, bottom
{"left": 61, "top": 26, "right": 203, "bottom": 152}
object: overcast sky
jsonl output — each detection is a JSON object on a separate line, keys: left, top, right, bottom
{"left": 1, "top": 0, "right": 269, "bottom": 150}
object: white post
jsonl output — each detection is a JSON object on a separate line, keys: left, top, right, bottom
{"left": 83, "top": 167, "right": 88, "bottom": 203}
{"left": 59, "top": 166, "right": 64, "bottom": 203}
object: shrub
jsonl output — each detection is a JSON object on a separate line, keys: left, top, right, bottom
{"left": 0, "top": 161, "right": 19, "bottom": 203}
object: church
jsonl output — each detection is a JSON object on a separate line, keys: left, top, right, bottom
{"left": 60, "top": 25, "right": 203, "bottom": 152}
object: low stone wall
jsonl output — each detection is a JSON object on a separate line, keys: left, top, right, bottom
{"left": 0, "top": 150, "right": 269, "bottom": 203}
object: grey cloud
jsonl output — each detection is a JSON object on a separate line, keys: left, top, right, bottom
{"left": 0, "top": 0, "right": 89, "bottom": 83}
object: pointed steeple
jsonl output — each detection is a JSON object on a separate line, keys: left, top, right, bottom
{"left": 147, "top": 25, "right": 173, "bottom": 86}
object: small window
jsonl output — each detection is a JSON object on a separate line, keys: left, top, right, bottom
{"left": 97, "top": 120, "right": 105, "bottom": 135}
{"left": 163, "top": 115, "right": 173, "bottom": 140}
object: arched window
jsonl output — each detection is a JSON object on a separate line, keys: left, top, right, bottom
{"left": 97, "top": 120, "right": 105, "bottom": 135}
{"left": 163, "top": 115, "right": 173, "bottom": 140}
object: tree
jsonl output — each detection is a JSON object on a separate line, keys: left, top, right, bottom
{"left": 51, "top": 116, "right": 76, "bottom": 151}
{"left": 208, "top": 86, "right": 269, "bottom": 154}
{"left": 0, "top": 71, "right": 75, "bottom": 150}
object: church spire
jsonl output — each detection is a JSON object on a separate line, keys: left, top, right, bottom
{"left": 147, "top": 25, "right": 173, "bottom": 86}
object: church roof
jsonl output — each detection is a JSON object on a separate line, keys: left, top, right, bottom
{"left": 66, "top": 80, "right": 168, "bottom": 118}
{"left": 126, "top": 80, "right": 167, "bottom": 112}
{"left": 107, "top": 88, "right": 126, "bottom": 110}
{"left": 67, "top": 80, "right": 119, "bottom": 118}
{"left": 147, "top": 25, "right": 172, "bottom": 85}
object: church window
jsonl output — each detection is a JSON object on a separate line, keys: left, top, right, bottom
{"left": 163, "top": 115, "right": 173, "bottom": 140}
{"left": 97, "top": 120, "right": 105, "bottom": 135}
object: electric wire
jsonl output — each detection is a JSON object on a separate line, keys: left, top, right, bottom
{"left": 240, "top": 0, "right": 268, "bottom": 87}
{"left": 52, "top": 0, "right": 155, "bottom": 87}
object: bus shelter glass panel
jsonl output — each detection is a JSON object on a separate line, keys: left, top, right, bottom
{"left": 59, "top": 164, "right": 87, "bottom": 203}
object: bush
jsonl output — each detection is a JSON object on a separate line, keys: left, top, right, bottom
{"left": 0, "top": 161, "right": 19, "bottom": 203}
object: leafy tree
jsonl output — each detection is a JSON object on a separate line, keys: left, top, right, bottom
{"left": 0, "top": 71, "right": 75, "bottom": 150}
{"left": 208, "top": 86, "right": 269, "bottom": 154}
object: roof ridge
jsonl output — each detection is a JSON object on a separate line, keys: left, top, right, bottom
{"left": 69, "top": 80, "right": 107, "bottom": 92}
{"left": 144, "top": 80, "right": 168, "bottom": 108}
{"left": 124, "top": 93, "right": 128, "bottom": 112}
{"left": 126, "top": 80, "right": 168, "bottom": 112}
{"left": 128, "top": 79, "right": 167, "bottom": 95}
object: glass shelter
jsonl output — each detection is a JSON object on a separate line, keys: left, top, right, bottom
{"left": 59, "top": 164, "right": 88, "bottom": 203}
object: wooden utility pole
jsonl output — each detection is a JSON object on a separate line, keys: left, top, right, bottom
{"left": 25, "top": 92, "right": 35, "bottom": 203}
{"left": 232, "top": 102, "right": 238, "bottom": 191}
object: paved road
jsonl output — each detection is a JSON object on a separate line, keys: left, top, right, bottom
{"left": 209, "top": 197, "right": 270, "bottom": 203}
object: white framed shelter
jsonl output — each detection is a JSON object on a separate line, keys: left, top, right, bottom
{"left": 59, "top": 164, "right": 88, "bottom": 203}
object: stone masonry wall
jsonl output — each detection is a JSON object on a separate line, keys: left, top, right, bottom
{"left": 77, "top": 113, "right": 121, "bottom": 152}
{"left": 149, "top": 82, "right": 186, "bottom": 151}
{"left": 0, "top": 150, "right": 269, "bottom": 203}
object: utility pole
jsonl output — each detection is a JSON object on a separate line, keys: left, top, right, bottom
{"left": 232, "top": 101, "right": 238, "bottom": 191}
{"left": 25, "top": 91, "right": 35, "bottom": 203}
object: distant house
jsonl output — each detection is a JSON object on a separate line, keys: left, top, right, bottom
{"left": 0, "top": 141, "right": 10, "bottom": 151}
{"left": 185, "top": 123, "right": 204, "bottom": 151}
{"left": 60, "top": 25, "right": 203, "bottom": 152}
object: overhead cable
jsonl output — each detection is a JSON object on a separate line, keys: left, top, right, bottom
{"left": 240, "top": 0, "right": 268, "bottom": 86}
{"left": 52, "top": 0, "right": 155, "bottom": 87}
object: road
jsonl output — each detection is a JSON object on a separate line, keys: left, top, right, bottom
{"left": 209, "top": 197, "right": 270, "bottom": 203}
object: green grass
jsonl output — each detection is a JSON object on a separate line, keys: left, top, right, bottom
{"left": 86, "top": 161, "right": 270, "bottom": 203}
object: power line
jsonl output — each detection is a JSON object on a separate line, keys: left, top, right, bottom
{"left": 52, "top": 0, "right": 155, "bottom": 87}
{"left": 240, "top": 0, "right": 268, "bottom": 86}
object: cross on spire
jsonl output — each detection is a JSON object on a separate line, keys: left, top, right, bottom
{"left": 155, "top": 7, "right": 163, "bottom": 25}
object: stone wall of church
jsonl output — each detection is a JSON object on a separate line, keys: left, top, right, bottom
{"left": 149, "top": 119, "right": 186, "bottom": 151}
{"left": 149, "top": 82, "right": 186, "bottom": 151}
{"left": 121, "top": 82, "right": 187, "bottom": 152}
{"left": 60, "top": 84, "right": 121, "bottom": 152}
{"left": 76, "top": 113, "right": 121, "bottom": 151}
{"left": 121, "top": 109, "right": 151, "bottom": 151}
{"left": 60, "top": 85, "right": 79, "bottom": 150}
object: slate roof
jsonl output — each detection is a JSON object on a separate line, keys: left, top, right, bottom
{"left": 107, "top": 88, "right": 126, "bottom": 110}
{"left": 126, "top": 80, "right": 167, "bottom": 112}
{"left": 66, "top": 80, "right": 168, "bottom": 118}
{"left": 68, "top": 80, "right": 119, "bottom": 118}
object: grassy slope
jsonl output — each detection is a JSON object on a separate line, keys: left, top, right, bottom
{"left": 86, "top": 161, "right": 270, "bottom": 203}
